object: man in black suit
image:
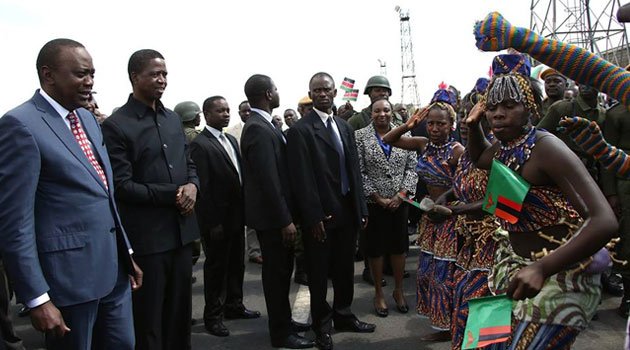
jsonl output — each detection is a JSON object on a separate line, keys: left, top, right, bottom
{"left": 190, "top": 96, "right": 260, "bottom": 337}
{"left": 286, "top": 72, "right": 375, "bottom": 350}
{"left": 102, "top": 49, "right": 199, "bottom": 350}
{"left": 240, "top": 75, "right": 314, "bottom": 349}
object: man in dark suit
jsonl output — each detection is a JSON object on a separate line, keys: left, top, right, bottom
{"left": 102, "top": 49, "right": 199, "bottom": 350}
{"left": 241, "top": 75, "right": 314, "bottom": 349}
{"left": 286, "top": 72, "right": 374, "bottom": 350}
{"left": 190, "top": 96, "right": 260, "bottom": 337}
{"left": 0, "top": 38, "right": 140, "bottom": 350}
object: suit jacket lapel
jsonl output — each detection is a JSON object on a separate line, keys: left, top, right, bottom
{"left": 202, "top": 128, "right": 239, "bottom": 175}
{"left": 310, "top": 112, "right": 337, "bottom": 152}
{"left": 252, "top": 112, "right": 285, "bottom": 144}
{"left": 34, "top": 94, "right": 107, "bottom": 192}
{"left": 77, "top": 109, "right": 111, "bottom": 192}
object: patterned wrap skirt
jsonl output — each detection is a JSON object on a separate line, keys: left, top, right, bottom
{"left": 451, "top": 216, "right": 504, "bottom": 350}
{"left": 416, "top": 212, "right": 458, "bottom": 331}
{"left": 488, "top": 231, "right": 601, "bottom": 349}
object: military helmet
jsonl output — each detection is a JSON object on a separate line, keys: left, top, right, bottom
{"left": 363, "top": 75, "right": 392, "bottom": 95}
{"left": 174, "top": 101, "right": 201, "bottom": 122}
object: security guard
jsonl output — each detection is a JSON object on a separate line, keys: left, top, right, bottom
{"left": 347, "top": 75, "right": 403, "bottom": 131}
{"left": 175, "top": 101, "right": 202, "bottom": 143}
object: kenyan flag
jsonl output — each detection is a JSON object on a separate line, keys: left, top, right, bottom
{"left": 483, "top": 159, "right": 530, "bottom": 224}
{"left": 463, "top": 295, "right": 512, "bottom": 349}
{"left": 340, "top": 77, "right": 355, "bottom": 92}
{"left": 342, "top": 89, "right": 359, "bottom": 101}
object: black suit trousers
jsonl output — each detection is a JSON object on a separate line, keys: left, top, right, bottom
{"left": 256, "top": 229, "right": 295, "bottom": 342}
{"left": 201, "top": 227, "right": 245, "bottom": 323}
{"left": 132, "top": 244, "right": 193, "bottom": 350}
{"left": 303, "top": 195, "right": 357, "bottom": 335}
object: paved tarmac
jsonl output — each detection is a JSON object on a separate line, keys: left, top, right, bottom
{"left": 9, "top": 244, "right": 627, "bottom": 349}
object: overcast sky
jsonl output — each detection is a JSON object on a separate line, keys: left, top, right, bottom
{"left": 0, "top": 0, "right": 531, "bottom": 126}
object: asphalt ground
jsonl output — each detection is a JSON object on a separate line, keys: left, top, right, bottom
{"left": 8, "top": 244, "right": 626, "bottom": 349}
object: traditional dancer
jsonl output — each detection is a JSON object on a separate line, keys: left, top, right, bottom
{"left": 440, "top": 79, "right": 505, "bottom": 350}
{"left": 466, "top": 53, "right": 617, "bottom": 349}
{"left": 384, "top": 88, "right": 464, "bottom": 341}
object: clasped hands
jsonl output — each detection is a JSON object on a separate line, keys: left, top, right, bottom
{"left": 176, "top": 183, "right": 197, "bottom": 216}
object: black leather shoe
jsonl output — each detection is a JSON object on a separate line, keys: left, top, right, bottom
{"left": 294, "top": 271, "right": 309, "bottom": 285}
{"left": 315, "top": 333, "right": 333, "bottom": 350}
{"left": 205, "top": 320, "right": 229, "bottom": 337}
{"left": 291, "top": 320, "right": 311, "bottom": 332}
{"left": 271, "top": 334, "right": 315, "bottom": 349}
{"left": 224, "top": 307, "right": 261, "bottom": 320}
{"left": 334, "top": 318, "right": 376, "bottom": 333}
{"left": 603, "top": 273, "right": 624, "bottom": 297}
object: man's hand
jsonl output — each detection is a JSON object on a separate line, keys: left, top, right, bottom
{"left": 311, "top": 216, "right": 332, "bottom": 243}
{"left": 376, "top": 197, "right": 392, "bottom": 209}
{"left": 129, "top": 257, "right": 143, "bottom": 292}
{"left": 30, "top": 301, "right": 71, "bottom": 338}
{"left": 209, "top": 224, "right": 225, "bottom": 241}
{"left": 280, "top": 222, "right": 297, "bottom": 248}
{"left": 176, "top": 183, "right": 197, "bottom": 215}
{"left": 506, "top": 263, "right": 545, "bottom": 300}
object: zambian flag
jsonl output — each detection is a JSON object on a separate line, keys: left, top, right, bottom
{"left": 483, "top": 159, "right": 530, "bottom": 224}
{"left": 340, "top": 77, "right": 355, "bottom": 91}
{"left": 463, "top": 295, "right": 512, "bottom": 349}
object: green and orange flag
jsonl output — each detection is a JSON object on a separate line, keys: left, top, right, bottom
{"left": 483, "top": 159, "right": 530, "bottom": 224}
{"left": 463, "top": 294, "right": 512, "bottom": 349}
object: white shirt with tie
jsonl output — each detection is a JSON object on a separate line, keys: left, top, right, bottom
{"left": 206, "top": 125, "right": 242, "bottom": 184}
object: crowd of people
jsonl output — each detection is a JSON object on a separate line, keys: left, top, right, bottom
{"left": 2, "top": 8, "right": 630, "bottom": 350}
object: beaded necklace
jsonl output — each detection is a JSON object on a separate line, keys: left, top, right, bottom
{"left": 494, "top": 126, "right": 536, "bottom": 173}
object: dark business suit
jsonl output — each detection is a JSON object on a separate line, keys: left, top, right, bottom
{"left": 0, "top": 91, "right": 134, "bottom": 349}
{"left": 286, "top": 110, "right": 368, "bottom": 335}
{"left": 190, "top": 128, "right": 245, "bottom": 323}
{"left": 241, "top": 111, "right": 294, "bottom": 343}
{"left": 102, "top": 94, "right": 200, "bottom": 350}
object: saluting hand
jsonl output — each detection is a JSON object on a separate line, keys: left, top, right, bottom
{"left": 405, "top": 107, "right": 428, "bottom": 129}
{"left": 465, "top": 102, "right": 484, "bottom": 126}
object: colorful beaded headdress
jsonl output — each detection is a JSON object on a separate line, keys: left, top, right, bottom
{"left": 428, "top": 84, "right": 456, "bottom": 122}
{"left": 482, "top": 54, "right": 541, "bottom": 121}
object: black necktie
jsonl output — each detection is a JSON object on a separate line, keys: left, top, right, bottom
{"left": 326, "top": 117, "right": 349, "bottom": 195}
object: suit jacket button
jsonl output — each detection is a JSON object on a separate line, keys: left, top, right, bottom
{"left": 163, "top": 144, "right": 168, "bottom": 149}
{"left": 110, "top": 227, "right": 116, "bottom": 233}
{"left": 168, "top": 164, "right": 173, "bottom": 169}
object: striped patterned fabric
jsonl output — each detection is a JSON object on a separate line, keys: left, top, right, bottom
{"left": 559, "top": 116, "right": 630, "bottom": 178}
{"left": 473, "top": 12, "right": 630, "bottom": 107}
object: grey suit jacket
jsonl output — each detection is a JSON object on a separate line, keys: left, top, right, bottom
{"left": 0, "top": 91, "right": 132, "bottom": 307}
{"left": 355, "top": 123, "right": 418, "bottom": 203}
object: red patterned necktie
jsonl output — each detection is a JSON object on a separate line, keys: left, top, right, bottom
{"left": 67, "top": 112, "right": 108, "bottom": 190}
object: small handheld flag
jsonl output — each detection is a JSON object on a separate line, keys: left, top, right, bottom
{"left": 463, "top": 294, "right": 512, "bottom": 349}
{"left": 397, "top": 192, "right": 421, "bottom": 209}
{"left": 340, "top": 77, "right": 355, "bottom": 92}
{"left": 342, "top": 89, "right": 359, "bottom": 101}
{"left": 483, "top": 159, "right": 530, "bottom": 224}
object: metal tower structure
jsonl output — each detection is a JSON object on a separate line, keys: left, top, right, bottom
{"left": 530, "top": 0, "right": 630, "bottom": 67}
{"left": 395, "top": 6, "right": 421, "bottom": 107}
{"left": 378, "top": 59, "right": 387, "bottom": 76}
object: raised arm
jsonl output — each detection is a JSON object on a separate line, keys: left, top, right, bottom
{"left": 558, "top": 116, "right": 630, "bottom": 178}
{"left": 473, "top": 12, "right": 630, "bottom": 107}
{"left": 382, "top": 107, "right": 428, "bottom": 151}
{"left": 464, "top": 103, "right": 493, "bottom": 169}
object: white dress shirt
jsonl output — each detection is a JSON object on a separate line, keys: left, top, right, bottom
{"left": 206, "top": 126, "right": 242, "bottom": 183}
{"left": 313, "top": 107, "right": 343, "bottom": 145}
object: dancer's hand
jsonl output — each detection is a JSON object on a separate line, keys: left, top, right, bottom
{"left": 506, "top": 263, "right": 545, "bottom": 300}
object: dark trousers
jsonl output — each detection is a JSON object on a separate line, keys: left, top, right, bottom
{"left": 303, "top": 206, "right": 357, "bottom": 335}
{"left": 256, "top": 229, "right": 295, "bottom": 343}
{"left": 133, "top": 244, "right": 193, "bottom": 350}
{"left": 201, "top": 227, "right": 245, "bottom": 323}
{"left": 0, "top": 265, "right": 22, "bottom": 349}
{"left": 45, "top": 263, "right": 134, "bottom": 350}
